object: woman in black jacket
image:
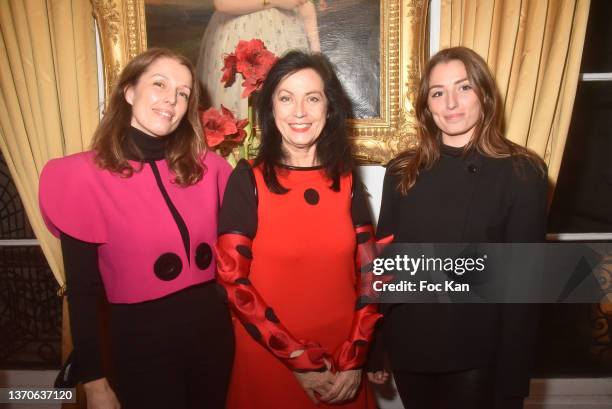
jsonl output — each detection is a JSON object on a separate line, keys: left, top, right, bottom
{"left": 366, "top": 47, "right": 547, "bottom": 409}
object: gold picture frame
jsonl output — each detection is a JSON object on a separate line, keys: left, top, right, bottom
{"left": 91, "top": 0, "right": 429, "bottom": 164}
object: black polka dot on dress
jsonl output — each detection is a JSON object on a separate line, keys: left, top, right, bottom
{"left": 243, "top": 323, "right": 263, "bottom": 341}
{"left": 236, "top": 244, "right": 253, "bottom": 259}
{"left": 303, "top": 188, "right": 320, "bottom": 205}
{"left": 265, "top": 307, "right": 280, "bottom": 323}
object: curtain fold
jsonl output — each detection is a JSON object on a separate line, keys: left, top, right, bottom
{"left": 0, "top": 0, "right": 99, "bottom": 287}
{"left": 440, "top": 0, "right": 590, "bottom": 184}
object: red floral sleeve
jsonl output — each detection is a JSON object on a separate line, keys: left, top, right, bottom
{"left": 216, "top": 233, "right": 331, "bottom": 372}
{"left": 333, "top": 224, "right": 393, "bottom": 371}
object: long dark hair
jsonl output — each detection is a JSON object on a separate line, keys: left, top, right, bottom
{"left": 254, "top": 51, "right": 354, "bottom": 193}
{"left": 91, "top": 48, "right": 206, "bottom": 187}
{"left": 390, "top": 46, "right": 545, "bottom": 194}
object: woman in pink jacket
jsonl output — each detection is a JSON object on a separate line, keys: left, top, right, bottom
{"left": 39, "top": 48, "right": 234, "bottom": 409}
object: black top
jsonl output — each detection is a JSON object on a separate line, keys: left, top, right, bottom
{"left": 369, "top": 145, "right": 547, "bottom": 397}
{"left": 125, "top": 126, "right": 169, "bottom": 161}
{"left": 61, "top": 126, "right": 187, "bottom": 383}
{"left": 218, "top": 159, "right": 372, "bottom": 236}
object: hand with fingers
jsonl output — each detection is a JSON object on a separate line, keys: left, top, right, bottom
{"left": 367, "top": 370, "right": 390, "bottom": 385}
{"left": 320, "top": 369, "right": 362, "bottom": 404}
{"left": 83, "top": 378, "right": 121, "bottom": 409}
{"left": 293, "top": 368, "right": 337, "bottom": 405}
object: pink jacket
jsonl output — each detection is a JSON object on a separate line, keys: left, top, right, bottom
{"left": 39, "top": 150, "right": 231, "bottom": 303}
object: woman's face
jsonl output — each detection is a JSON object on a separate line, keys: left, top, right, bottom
{"left": 124, "top": 57, "right": 192, "bottom": 138}
{"left": 427, "top": 59, "right": 482, "bottom": 147}
{"left": 273, "top": 68, "right": 327, "bottom": 162}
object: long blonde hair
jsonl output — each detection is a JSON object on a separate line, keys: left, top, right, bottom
{"left": 390, "top": 47, "right": 544, "bottom": 195}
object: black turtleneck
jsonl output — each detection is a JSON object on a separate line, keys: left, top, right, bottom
{"left": 125, "top": 126, "right": 168, "bottom": 161}
{"left": 60, "top": 127, "right": 191, "bottom": 384}
{"left": 439, "top": 142, "right": 467, "bottom": 157}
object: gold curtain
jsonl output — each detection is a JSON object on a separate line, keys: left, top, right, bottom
{"left": 0, "top": 0, "right": 99, "bottom": 286}
{"left": 440, "top": 0, "right": 590, "bottom": 184}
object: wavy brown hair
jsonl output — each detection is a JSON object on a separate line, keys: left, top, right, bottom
{"left": 91, "top": 48, "right": 206, "bottom": 186}
{"left": 390, "top": 46, "right": 545, "bottom": 195}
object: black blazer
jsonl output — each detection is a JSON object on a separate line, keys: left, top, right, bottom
{"left": 369, "top": 145, "right": 548, "bottom": 398}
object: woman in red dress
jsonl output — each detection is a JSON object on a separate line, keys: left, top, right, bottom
{"left": 215, "top": 51, "right": 382, "bottom": 408}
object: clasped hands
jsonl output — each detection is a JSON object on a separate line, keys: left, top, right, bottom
{"left": 293, "top": 357, "right": 361, "bottom": 405}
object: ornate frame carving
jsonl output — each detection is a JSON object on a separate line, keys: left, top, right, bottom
{"left": 91, "top": 0, "right": 429, "bottom": 164}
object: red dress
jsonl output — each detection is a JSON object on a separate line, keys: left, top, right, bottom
{"left": 216, "top": 161, "right": 381, "bottom": 408}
